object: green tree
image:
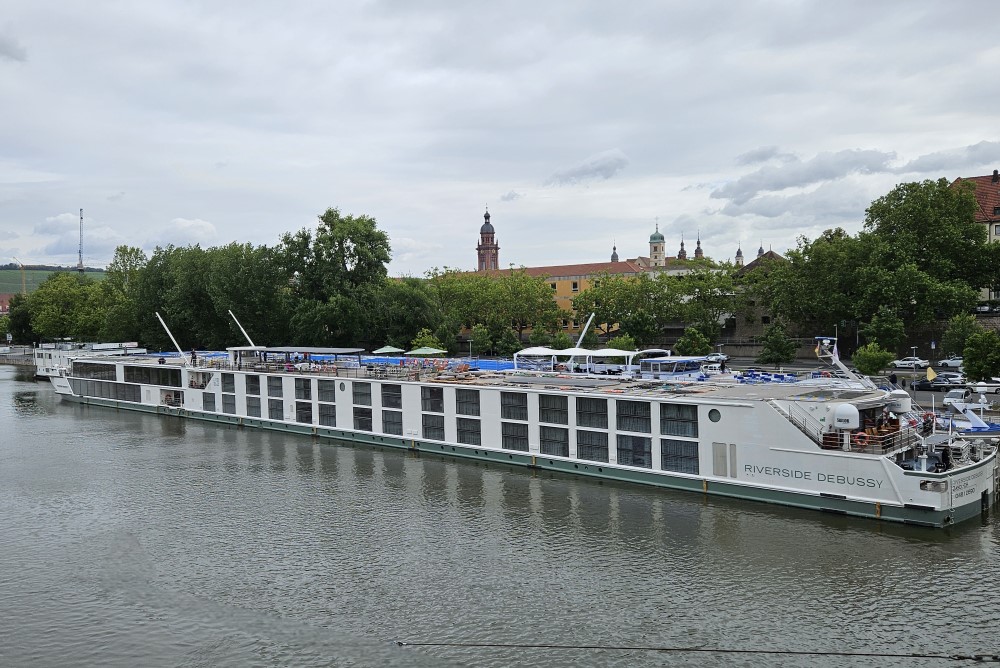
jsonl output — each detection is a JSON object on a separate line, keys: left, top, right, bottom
{"left": 6, "top": 293, "right": 33, "bottom": 343}
{"left": 605, "top": 333, "right": 637, "bottom": 351}
{"left": 410, "top": 327, "right": 445, "bottom": 351}
{"left": 941, "top": 314, "right": 984, "bottom": 357}
{"left": 470, "top": 323, "right": 492, "bottom": 355}
{"left": 674, "top": 326, "right": 712, "bottom": 356}
{"left": 528, "top": 328, "right": 552, "bottom": 346}
{"left": 851, "top": 342, "right": 895, "bottom": 376}
{"left": 550, "top": 331, "right": 573, "bottom": 349}
{"left": 0, "top": 314, "right": 9, "bottom": 340}
{"left": 29, "top": 272, "right": 106, "bottom": 341}
{"left": 756, "top": 323, "right": 796, "bottom": 366}
{"left": 861, "top": 306, "right": 906, "bottom": 353}
{"left": 962, "top": 331, "right": 1000, "bottom": 381}
{"left": 100, "top": 245, "right": 147, "bottom": 342}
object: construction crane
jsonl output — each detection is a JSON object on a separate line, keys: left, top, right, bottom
{"left": 12, "top": 257, "right": 26, "bottom": 295}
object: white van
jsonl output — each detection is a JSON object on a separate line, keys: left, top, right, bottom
{"left": 943, "top": 388, "right": 973, "bottom": 407}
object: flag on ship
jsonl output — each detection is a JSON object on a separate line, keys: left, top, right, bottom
{"left": 832, "top": 342, "right": 840, "bottom": 363}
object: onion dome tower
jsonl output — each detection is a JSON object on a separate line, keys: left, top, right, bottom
{"left": 476, "top": 207, "right": 500, "bottom": 271}
{"left": 611, "top": 243, "right": 619, "bottom": 262}
{"left": 757, "top": 242, "right": 765, "bottom": 258}
{"left": 694, "top": 233, "right": 704, "bottom": 259}
{"left": 649, "top": 223, "right": 665, "bottom": 267}
{"left": 677, "top": 236, "right": 687, "bottom": 260}
{"left": 735, "top": 244, "right": 744, "bottom": 267}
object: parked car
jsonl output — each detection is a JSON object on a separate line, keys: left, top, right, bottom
{"left": 911, "top": 376, "right": 962, "bottom": 392}
{"left": 705, "top": 352, "right": 730, "bottom": 363}
{"left": 943, "top": 388, "right": 974, "bottom": 407}
{"left": 910, "top": 378, "right": 936, "bottom": 391}
{"left": 892, "top": 356, "right": 930, "bottom": 369}
{"left": 937, "top": 355, "right": 963, "bottom": 368}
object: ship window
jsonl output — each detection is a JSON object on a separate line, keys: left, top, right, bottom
{"left": 661, "top": 403, "right": 698, "bottom": 437}
{"left": 222, "top": 393, "right": 236, "bottom": 414}
{"left": 295, "top": 378, "right": 312, "bottom": 400}
{"left": 202, "top": 392, "right": 216, "bottom": 412}
{"left": 421, "top": 386, "right": 444, "bottom": 413}
{"left": 539, "top": 394, "right": 568, "bottom": 425}
{"left": 268, "top": 399, "right": 283, "bottom": 420}
{"left": 245, "top": 375, "right": 260, "bottom": 395}
{"left": 661, "top": 439, "right": 699, "bottom": 474}
{"left": 382, "top": 384, "right": 403, "bottom": 409}
{"left": 457, "top": 418, "right": 481, "bottom": 445}
{"left": 296, "top": 401, "right": 312, "bottom": 423}
{"left": 222, "top": 373, "right": 235, "bottom": 393}
{"left": 577, "top": 430, "right": 609, "bottom": 462}
{"left": 616, "top": 400, "right": 651, "bottom": 433}
{"left": 246, "top": 396, "right": 261, "bottom": 417}
{"left": 456, "top": 388, "right": 480, "bottom": 416}
{"left": 712, "top": 442, "right": 728, "bottom": 477}
{"left": 708, "top": 409, "right": 721, "bottom": 422}
{"left": 354, "top": 407, "right": 373, "bottom": 431}
{"left": 318, "top": 379, "right": 336, "bottom": 402}
{"left": 501, "top": 392, "right": 528, "bottom": 420}
{"left": 74, "top": 362, "right": 117, "bottom": 380}
{"left": 617, "top": 434, "right": 652, "bottom": 468}
{"left": 267, "top": 376, "right": 283, "bottom": 397}
{"left": 123, "top": 365, "right": 181, "bottom": 387}
{"left": 540, "top": 426, "right": 569, "bottom": 457}
{"left": 383, "top": 410, "right": 403, "bottom": 435}
{"left": 576, "top": 397, "right": 608, "bottom": 429}
{"left": 502, "top": 422, "right": 529, "bottom": 451}
{"left": 318, "top": 403, "right": 336, "bottom": 426}
{"left": 422, "top": 413, "right": 445, "bottom": 440}
{"left": 353, "top": 382, "right": 372, "bottom": 406}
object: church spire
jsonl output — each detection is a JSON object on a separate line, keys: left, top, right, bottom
{"left": 611, "top": 241, "right": 619, "bottom": 262}
{"left": 694, "top": 232, "right": 704, "bottom": 259}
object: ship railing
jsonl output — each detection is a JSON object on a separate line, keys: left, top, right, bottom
{"left": 820, "top": 425, "right": 920, "bottom": 454}
{"left": 780, "top": 401, "right": 826, "bottom": 446}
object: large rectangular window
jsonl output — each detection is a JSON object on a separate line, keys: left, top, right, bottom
{"left": 318, "top": 403, "right": 336, "bottom": 427}
{"left": 577, "top": 430, "right": 609, "bottom": 462}
{"left": 421, "top": 386, "right": 444, "bottom": 413}
{"left": 539, "top": 394, "right": 568, "bottom": 425}
{"left": 354, "top": 407, "right": 373, "bottom": 431}
{"left": 617, "top": 400, "right": 651, "bottom": 433}
{"left": 295, "top": 378, "right": 312, "bottom": 400}
{"left": 540, "top": 426, "right": 569, "bottom": 457}
{"left": 353, "top": 382, "right": 372, "bottom": 406}
{"left": 422, "top": 413, "right": 445, "bottom": 441}
{"left": 245, "top": 374, "right": 260, "bottom": 396}
{"left": 123, "top": 365, "right": 181, "bottom": 387}
{"left": 75, "top": 362, "right": 117, "bottom": 380}
{"left": 382, "top": 384, "right": 402, "bottom": 409}
{"left": 502, "top": 422, "right": 529, "bottom": 451}
{"left": 576, "top": 397, "right": 608, "bottom": 429}
{"left": 318, "top": 379, "right": 336, "bottom": 403}
{"left": 221, "top": 373, "right": 235, "bottom": 393}
{"left": 222, "top": 393, "right": 236, "bottom": 415}
{"left": 617, "top": 434, "right": 652, "bottom": 468}
{"left": 661, "top": 439, "right": 699, "bottom": 474}
{"left": 382, "top": 410, "right": 403, "bottom": 435}
{"left": 455, "top": 389, "right": 480, "bottom": 416}
{"left": 661, "top": 403, "right": 698, "bottom": 438}
{"left": 457, "top": 418, "right": 481, "bottom": 445}
{"left": 267, "top": 376, "right": 283, "bottom": 397}
{"left": 268, "top": 398, "right": 283, "bottom": 420}
{"left": 296, "top": 401, "right": 312, "bottom": 424}
{"left": 246, "top": 396, "right": 261, "bottom": 417}
{"left": 202, "top": 392, "right": 216, "bottom": 412}
{"left": 501, "top": 392, "right": 528, "bottom": 421}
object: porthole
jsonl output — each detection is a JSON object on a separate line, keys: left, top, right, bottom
{"left": 339, "top": 382, "right": 346, "bottom": 392}
{"left": 709, "top": 408, "right": 722, "bottom": 422}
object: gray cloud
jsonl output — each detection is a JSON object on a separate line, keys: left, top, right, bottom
{"left": 898, "top": 140, "right": 1000, "bottom": 173}
{"left": 545, "top": 149, "right": 629, "bottom": 186}
{"left": 710, "top": 149, "right": 897, "bottom": 205}
{"left": 0, "top": 32, "right": 27, "bottom": 62}
{"left": 735, "top": 146, "right": 795, "bottom": 166}
{"left": 499, "top": 190, "right": 522, "bottom": 202}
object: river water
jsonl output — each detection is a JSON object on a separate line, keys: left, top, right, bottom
{"left": 1, "top": 365, "right": 998, "bottom": 667}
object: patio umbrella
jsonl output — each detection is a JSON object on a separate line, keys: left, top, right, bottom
{"left": 405, "top": 346, "right": 447, "bottom": 356}
{"left": 372, "top": 345, "right": 405, "bottom": 354}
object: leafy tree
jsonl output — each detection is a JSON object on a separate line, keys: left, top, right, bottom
{"left": 528, "top": 328, "right": 552, "bottom": 346}
{"left": 6, "top": 293, "right": 33, "bottom": 343}
{"left": 861, "top": 306, "right": 906, "bottom": 354}
{"left": 605, "top": 333, "right": 637, "bottom": 351}
{"left": 470, "top": 323, "right": 492, "bottom": 355}
{"left": 851, "top": 342, "right": 895, "bottom": 376}
{"left": 941, "top": 314, "right": 984, "bottom": 357}
{"left": 29, "top": 272, "right": 106, "bottom": 341}
{"left": 550, "top": 331, "right": 573, "bottom": 349}
{"left": 100, "top": 245, "right": 147, "bottom": 342}
{"left": 409, "top": 327, "right": 444, "bottom": 351}
{"left": 674, "top": 326, "right": 712, "bottom": 356}
{"left": 674, "top": 265, "right": 737, "bottom": 341}
{"left": 756, "top": 323, "right": 796, "bottom": 366}
{"left": 962, "top": 331, "right": 1000, "bottom": 381}
{"left": 363, "top": 277, "right": 441, "bottom": 349}
{"left": 492, "top": 268, "right": 564, "bottom": 341}
{"left": 493, "top": 328, "right": 523, "bottom": 356}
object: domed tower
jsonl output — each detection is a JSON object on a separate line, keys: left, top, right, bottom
{"left": 735, "top": 244, "right": 744, "bottom": 267}
{"left": 757, "top": 242, "right": 765, "bottom": 259}
{"left": 677, "top": 236, "right": 687, "bottom": 260}
{"left": 649, "top": 223, "right": 665, "bottom": 267}
{"left": 694, "top": 233, "right": 704, "bottom": 259}
{"left": 610, "top": 243, "right": 619, "bottom": 262}
{"left": 476, "top": 208, "right": 500, "bottom": 271}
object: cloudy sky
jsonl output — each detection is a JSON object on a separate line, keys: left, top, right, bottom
{"left": 2, "top": 1, "right": 999, "bottom": 276}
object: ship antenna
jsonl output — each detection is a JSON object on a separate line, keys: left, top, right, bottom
{"left": 77, "top": 208, "right": 84, "bottom": 274}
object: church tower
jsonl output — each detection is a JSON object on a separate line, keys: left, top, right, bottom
{"left": 694, "top": 233, "right": 704, "bottom": 259}
{"left": 649, "top": 223, "right": 665, "bottom": 267}
{"left": 611, "top": 243, "right": 619, "bottom": 262}
{"left": 735, "top": 244, "right": 744, "bottom": 267}
{"left": 677, "top": 236, "right": 687, "bottom": 260}
{"left": 476, "top": 208, "right": 500, "bottom": 271}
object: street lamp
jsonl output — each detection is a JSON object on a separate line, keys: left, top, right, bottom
{"left": 911, "top": 346, "right": 917, "bottom": 358}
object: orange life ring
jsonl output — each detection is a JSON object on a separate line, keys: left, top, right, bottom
{"left": 821, "top": 371, "right": 831, "bottom": 378}
{"left": 923, "top": 412, "right": 934, "bottom": 420}
{"left": 853, "top": 431, "right": 870, "bottom": 446}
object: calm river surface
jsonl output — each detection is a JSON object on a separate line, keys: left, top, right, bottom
{"left": 1, "top": 365, "right": 998, "bottom": 667}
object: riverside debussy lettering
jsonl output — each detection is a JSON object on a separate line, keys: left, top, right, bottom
{"left": 744, "top": 464, "right": 883, "bottom": 488}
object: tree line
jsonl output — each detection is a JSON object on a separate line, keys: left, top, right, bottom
{"left": 2, "top": 180, "right": 999, "bottom": 377}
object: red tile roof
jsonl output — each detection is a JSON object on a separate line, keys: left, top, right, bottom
{"left": 953, "top": 170, "right": 1000, "bottom": 223}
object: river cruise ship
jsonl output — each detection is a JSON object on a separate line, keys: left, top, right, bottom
{"left": 49, "top": 342, "right": 998, "bottom": 528}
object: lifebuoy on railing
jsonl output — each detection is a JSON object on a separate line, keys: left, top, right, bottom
{"left": 923, "top": 412, "right": 935, "bottom": 421}
{"left": 853, "top": 431, "right": 870, "bottom": 447}
{"left": 821, "top": 371, "right": 831, "bottom": 378}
